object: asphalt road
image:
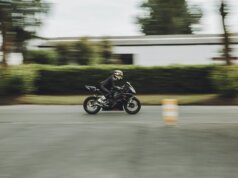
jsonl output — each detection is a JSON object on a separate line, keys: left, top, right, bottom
{"left": 0, "top": 105, "right": 238, "bottom": 178}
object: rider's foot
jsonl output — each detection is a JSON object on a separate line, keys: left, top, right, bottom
{"left": 96, "top": 97, "right": 109, "bottom": 107}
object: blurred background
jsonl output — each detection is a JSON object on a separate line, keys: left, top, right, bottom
{"left": 1, "top": 0, "right": 238, "bottom": 103}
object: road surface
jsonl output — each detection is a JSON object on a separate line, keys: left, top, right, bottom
{"left": 0, "top": 105, "right": 238, "bottom": 178}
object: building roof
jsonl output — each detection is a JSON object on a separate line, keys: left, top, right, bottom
{"left": 38, "top": 34, "right": 238, "bottom": 48}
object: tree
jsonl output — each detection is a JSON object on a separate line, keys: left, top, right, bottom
{"left": 220, "top": 0, "right": 232, "bottom": 65}
{"left": 55, "top": 43, "right": 73, "bottom": 65}
{"left": 137, "top": 0, "right": 202, "bottom": 35}
{"left": 0, "top": 0, "right": 49, "bottom": 67}
{"left": 74, "top": 38, "right": 94, "bottom": 65}
{"left": 98, "top": 38, "right": 112, "bottom": 64}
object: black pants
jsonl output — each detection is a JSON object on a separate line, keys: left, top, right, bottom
{"left": 100, "top": 85, "right": 112, "bottom": 99}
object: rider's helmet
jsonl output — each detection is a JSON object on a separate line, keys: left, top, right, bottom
{"left": 113, "top": 70, "right": 123, "bottom": 80}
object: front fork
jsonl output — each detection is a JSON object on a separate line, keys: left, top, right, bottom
{"left": 126, "top": 95, "right": 135, "bottom": 105}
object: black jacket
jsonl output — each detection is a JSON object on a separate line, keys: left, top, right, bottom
{"left": 100, "top": 76, "right": 115, "bottom": 93}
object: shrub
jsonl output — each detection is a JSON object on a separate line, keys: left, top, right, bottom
{"left": 211, "top": 66, "right": 238, "bottom": 97}
{"left": 0, "top": 71, "right": 7, "bottom": 96}
{"left": 73, "top": 38, "right": 95, "bottom": 65}
{"left": 97, "top": 39, "right": 112, "bottom": 64}
{"left": 23, "top": 50, "right": 58, "bottom": 65}
{"left": 0, "top": 67, "right": 36, "bottom": 96}
{"left": 55, "top": 43, "right": 74, "bottom": 65}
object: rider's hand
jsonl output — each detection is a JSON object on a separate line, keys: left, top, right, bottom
{"left": 114, "top": 86, "right": 122, "bottom": 90}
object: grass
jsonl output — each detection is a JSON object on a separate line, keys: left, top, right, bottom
{"left": 1, "top": 94, "right": 230, "bottom": 105}
{"left": 141, "top": 94, "right": 223, "bottom": 105}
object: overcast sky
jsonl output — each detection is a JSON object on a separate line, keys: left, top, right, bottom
{"left": 38, "top": 0, "right": 238, "bottom": 38}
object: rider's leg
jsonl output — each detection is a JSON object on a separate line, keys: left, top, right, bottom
{"left": 98, "top": 86, "right": 111, "bottom": 104}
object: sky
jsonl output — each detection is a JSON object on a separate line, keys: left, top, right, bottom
{"left": 38, "top": 0, "right": 238, "bottom": 38}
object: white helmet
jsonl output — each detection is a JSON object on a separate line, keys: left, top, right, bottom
{"left": 113, "top": 70, "right": 123, "bottom": 80}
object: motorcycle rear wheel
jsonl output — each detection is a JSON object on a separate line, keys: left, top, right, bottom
{"left": 83, "top": 96, "right": 101, "bottom": 114}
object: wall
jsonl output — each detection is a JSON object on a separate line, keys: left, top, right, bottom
{"left": 113, "top": 44, "right": 238, "bottom": 66}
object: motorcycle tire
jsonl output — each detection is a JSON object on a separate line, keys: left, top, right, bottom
{"left": 83, "top": 96, "right": 101, "bottom": 114}
{"left": 124, "top": 97, "right": 141, "bottom": 114}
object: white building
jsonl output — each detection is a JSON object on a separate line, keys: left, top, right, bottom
{"left": 2, "top": 34, "right": 238, "bottom": 66}
{"left": 39, "top": 34, "right": 238, "bottom": 66}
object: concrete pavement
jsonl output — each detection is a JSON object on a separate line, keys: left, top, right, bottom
{"left": 0, "top": 105, "right": 238, "bottom": 178}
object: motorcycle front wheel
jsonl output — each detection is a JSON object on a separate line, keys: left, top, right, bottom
{"left": 124, "top": 97, "right": 141, "bottom": 114}
{"left": 83, "top": 96, "right": 101, "bottom": 114}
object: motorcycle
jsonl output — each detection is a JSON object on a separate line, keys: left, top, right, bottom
{"left": 83, "top": 82, "right": 141, "bottom": 114}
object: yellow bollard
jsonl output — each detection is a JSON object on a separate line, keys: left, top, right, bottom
{"left": 162, "top": 99, "right": 178, "bottom": 125}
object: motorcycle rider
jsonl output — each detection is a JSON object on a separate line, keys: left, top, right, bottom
{"left": 97, "top": 70, "right": 123, "bottom": 106}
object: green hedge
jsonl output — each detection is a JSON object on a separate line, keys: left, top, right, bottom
{"left": 34, "top": 65, "right": 216, "bottom": 94}
{"left": 5, "top": 64, "right": 238, "bottom": 96}
{"left": 211, "top": 66, "right": 238, "bottom": 97}
{"left": 0, "top": 66, "right": 36, "bottom": 96}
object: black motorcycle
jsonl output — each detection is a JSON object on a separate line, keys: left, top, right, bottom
{"left": 83, "top": 82, "right": 141, "bottom": 114}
